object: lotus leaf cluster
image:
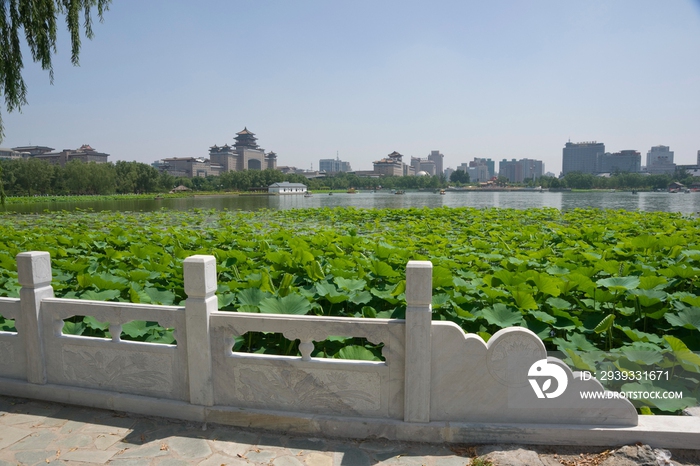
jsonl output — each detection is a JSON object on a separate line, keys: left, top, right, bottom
{"left": 0, "top": 207, "right": 699, "bottom": 412}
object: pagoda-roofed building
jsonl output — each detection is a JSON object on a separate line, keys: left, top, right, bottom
{"left": 234, "top": 127, "right": 260, "bottom": 150}
{"left": 373, "top": 151, "right": 414, "bottom": 176}
{"left": 209, "top": 127, "right": 277, "bottom": 172}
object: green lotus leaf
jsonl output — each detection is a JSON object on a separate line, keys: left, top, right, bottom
{"left": 362, "top": 306, "right": 377, "bottom": 318}
{"left": 258, "top": 294, "right": 312, "bottom": 315}
{"left": 571, "top": 351, "right": 601, "bottom": 372}
{"left": 638, "top": 276, "right": 668, "bottom": 290}
{"left": 62, "top": 321, "right": 86, "bottom": 335}
{"left": 334, "top": 277, "right": 366, "bottom": 292}
{"left": 619, "top": 349, "right": 664, "bottom": 366}
{"left": 432, "top": 293, "right": 450, "bottom": 309}
{"left": 664, "top": 308, "right": 700, "bottom": 331}
{"left": 508, "top": 286, "right": 538, "bottom": 310}
{"left": 629, "top": 289, "right": 667, "bottom": 307}
{"left": 237, "top": 288, "right": 272, "bottom": 306}
{"left": 528, "top": 310, "right": 556, "bottom": 324}
{"left": 617, "top": 326, "right": 662, "bottom": 344}
{"left": 491, "top": 269, "right": 515, "bottom": 286}
{"left": 629, "top": 235, "right": 659, "bottom": 250}
{"left": 315, "top": 282, "right": 349, "bottom": 303}
{"left": 304, "top": 260, "right": 326, "bottom": 281}
{"left": 371, "top": 260, "right": 399, "bottom": 278}
{"left": 350, "top": 290, "right": 372, "bottom": 305}
{"left": 80, "top": 289, "right": 122, "bottom": 301}
{"left": 546, "top": 297, "right": 572, "bottom": 310}
{"left": 620, "top": 382, "right": 696, "bottom": 413}
{"left": 128, "top": 270, "right": 153, "bottom": 282}
{"left": 596, "top": 277, "right": 640, "bottom": 292}
{"left": 660, "top": 265, "right": 700, "bottom": 279}
{"left": 480, "top": 304, "right": 525, "bottom": 327}
{"left": 121, "top": 320, "right": 155, "bottom": 338}
{"left": 680, "top": 295, "right": 700, "bottom": 307}
{"left": 83, "top": 316, "right": 110, "bottom": 331}
{"left": 594, "top": 314, "right": 615, "bottom": 334}
{"left": 144, "top": 287, "right": 175, "bottom": 305}
{"left": 528, "top": 272, "right": 561, "bottom": 297}
{"left": 546, "top": 266, "right": 571, "bottom": 276}
{"left": 432, "top": 266, "right": 453, "bottom": 288}
{"left": 336, "top": 345, "right": 381, "bottom": 361}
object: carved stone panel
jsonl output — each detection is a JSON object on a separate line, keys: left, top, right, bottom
{"left": 58, "top": 346, "right": 175, "bottom": 398}
{"left": 0, "top": 339, "right": 26, "bottom": 380}
{"left": 233, "top": 364, "right": 381, "bottom": 416}
{"left": 429, "top": 323, "right": 637, "bottom": 426}
{"left": 486, "top": 328, "right": 544, "bottom": 387}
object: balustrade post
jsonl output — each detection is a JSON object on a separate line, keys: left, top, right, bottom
{"left": 404, "top": 260, "right": 433, "bottom": 423}
{"left": 184, "top": 255, "right": 217, "bottom": 407}
{"left": 17, "top": 251, "right": 54, "bottom": 385}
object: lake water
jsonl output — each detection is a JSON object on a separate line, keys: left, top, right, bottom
{"left": 4, "top": 190, "right": 700, "bottom": 214}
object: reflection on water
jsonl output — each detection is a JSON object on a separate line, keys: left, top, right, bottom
{"left": 4, "top": 191, "right": 700, "bottom": 215}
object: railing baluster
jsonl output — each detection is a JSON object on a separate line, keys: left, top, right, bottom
{"left": 404, "top": 260, "right": 433, "bottom": 423}
{"left": 17, "top": 251, "right": 54, "bottom": 385}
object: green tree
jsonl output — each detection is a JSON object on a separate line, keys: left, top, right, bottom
{"left": 0, "top": 0, "right": 111, "bottom": 140}
{"left": 563, "top": 171, "right": 596, "bottom": 189}
{"left": 115, "top": 161, "right": 159, "bottom": 193}
{"left": 450, "top": 170, "right": 469, "bottom": 184}
{"left": 13, "top": 157, "right": 55, "bottom": 195}
{"left": 63, "top": 160, "right": 89, "bottom": 194}
{"left": 0, "top": 163, "right": 5, "bottom": 206}
{"left": 158, "top": 171, "right": 175, "bottom": 192}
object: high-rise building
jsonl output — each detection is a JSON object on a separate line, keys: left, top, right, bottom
{"left": 410, "top": 156, "right": 436, "bottom": 175}
{"left": 597, "top": 151, "right": 641, "bottom": 173}
{"left": 443, "top": 167, "right": 454, "bottom": 181}
{"left": 499, "top": 159, "right": 544, "bottom": 183}
{"left": 457, "top": 161, "right": 490, "bottom": 182}
{"left": 409, "top": 151, "right": 443, "bottom": 176}
{"left": 428, "top": 150, "right": 444, "bottom": 176}
{"left": 697, "top": 150, "right": 700, "bottom": 166}
{"left": 319, "top": 157, "right": 352, "bottom": 173}
{"left": 562, "top": 141, "right": 605, "bottom": 175}
{"left": 469, "top": 158, "right": 495, "bottom": 180}
{"left": 646, "top": 145, "right": 675, "bottom": 175}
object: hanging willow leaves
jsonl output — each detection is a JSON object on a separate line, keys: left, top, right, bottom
{"left": 0, "top": 0, "right": 111, "bottom": 141}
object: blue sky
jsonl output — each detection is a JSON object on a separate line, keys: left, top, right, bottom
{"left": 4, "top": 0, "right": 700, "bottom": 175}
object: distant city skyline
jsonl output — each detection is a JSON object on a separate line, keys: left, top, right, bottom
{"left": 3, "top": 1, "right": 699, "bottom": 174}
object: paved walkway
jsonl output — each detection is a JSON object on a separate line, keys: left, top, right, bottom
{"left": 2, "top": 395, "right": 699, "bottom": 465}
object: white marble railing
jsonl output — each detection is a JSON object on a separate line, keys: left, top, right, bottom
{"left": 0, "top": 251, "right": 639, "bottom": 432}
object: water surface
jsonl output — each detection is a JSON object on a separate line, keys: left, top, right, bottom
{"left": 5, "top": 191, "right": 700, "bottom": 214}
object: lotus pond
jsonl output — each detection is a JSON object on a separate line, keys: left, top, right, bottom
{"left": 1, "top": 207, "right": 699, "bottom": 412}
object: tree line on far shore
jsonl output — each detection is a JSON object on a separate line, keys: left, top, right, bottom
{"left": 0, "top": 159, "right": 448, "bottom": 196}
{"left": 531, "top": 171, "right": 695, "bottom": 190}
{"left": 1, "top": 157, "right": 697, "bottom": 197}
{"left": 1, "top": 159, "right": 167, "bottom": 196}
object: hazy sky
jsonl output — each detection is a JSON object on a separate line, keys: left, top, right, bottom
{"left": 4, "top": 0, "right": 700, "bottom": 175}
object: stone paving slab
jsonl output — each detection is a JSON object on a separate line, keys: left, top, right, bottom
{"left": 0, "top": 425, "right": 30, "bottom": 450}
{"left": 2, "top": 395, "right": 700, "bottom": 466}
